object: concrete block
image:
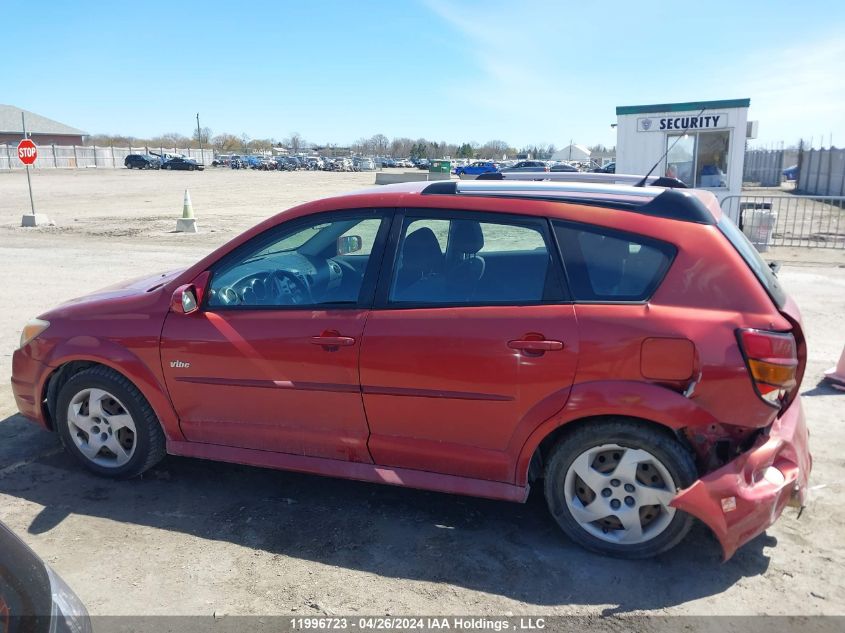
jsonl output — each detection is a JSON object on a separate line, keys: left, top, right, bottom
{"left": 20, "top": 214, "right": 52, "bottom": 227}
{"left": 175, "top": 218, "right": 198, "bottom": 233}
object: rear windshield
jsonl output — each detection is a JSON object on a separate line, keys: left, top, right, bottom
{"left": 718, "top": 215, "right": 787, "bottom": 308}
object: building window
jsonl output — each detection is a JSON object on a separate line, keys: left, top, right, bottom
{"left": 666, "top": 130, "right": 730, "bottom": 188}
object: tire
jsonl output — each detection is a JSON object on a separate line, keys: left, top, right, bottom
{"left": 543, "top": 418, "right": 697, "bottom": 559}
{"left": 56, "top": 366, "right": 166, "bottom": 478}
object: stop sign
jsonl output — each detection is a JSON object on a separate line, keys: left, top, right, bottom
{"left": 17, "top": 139, "right": 37, "bottom": 165}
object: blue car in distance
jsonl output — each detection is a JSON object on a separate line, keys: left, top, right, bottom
{"left": 455, "top": 161, "right": 499, "bottom": 178}
{"left": 783, "top": 165, "right": 799, "bottom": 181}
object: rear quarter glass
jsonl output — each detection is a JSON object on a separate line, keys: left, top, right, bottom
{"left": 717, "top": 215, "right": 787, "bottom": 309}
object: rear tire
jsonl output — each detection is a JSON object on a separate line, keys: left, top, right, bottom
{"left": 543, "top": 418, "right": 697, "bottom": 558}
{"left": 56, "top": 366, "right": 166, "bottom": 478}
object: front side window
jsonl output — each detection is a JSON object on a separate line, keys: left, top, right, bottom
{"left": 554, "top": 222, "right": 675, "bottom": 302}
{"left": 666, "top": 130, "right": 730, "bottom": 188}
{"left": 207, "top": 213, "right": 384, "bottom": 308}
{"left": 389, "top": 213, "right": 559, "bottom": 305}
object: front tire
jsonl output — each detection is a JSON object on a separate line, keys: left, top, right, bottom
{"left": 543, "top": 419, "right": 697, "bottom": 558}
{"left": 56, "top": 366, "right": 166, "bottom": 478}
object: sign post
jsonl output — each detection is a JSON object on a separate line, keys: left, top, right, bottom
{"left": 19, "top": 112, "right": 50, "bottom": 227}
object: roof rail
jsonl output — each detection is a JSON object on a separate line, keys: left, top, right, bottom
{"left": 420, "top": 179, "right": 713, "bottom": 224}
{"left": 476, "top": 171, "right": 659, "bottom": 185}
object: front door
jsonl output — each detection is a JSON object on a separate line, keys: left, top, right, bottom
{"left": 359, "top": 210, "right": 580, "bottom": 482}
{"left": 161, "top": 209, "right": 391, "bottom": 463}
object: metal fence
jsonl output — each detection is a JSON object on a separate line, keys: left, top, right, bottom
{"left": 798, "top": 147, "right": 845, "bottom": 196}
{"left": 0, "top": 145, "right": 214, "bottom": 170}
{"left": 722, "top": 194, "right": 845, "bottom": 250}
{"left": 743, "top": 149, "right": 797, "bottom": 186}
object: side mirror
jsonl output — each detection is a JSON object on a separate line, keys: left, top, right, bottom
{"left": 171, "top": 284, "right": 199, "bottom": 314}
{"left": 337, "top": 235, "right": 363, "bottom": 255}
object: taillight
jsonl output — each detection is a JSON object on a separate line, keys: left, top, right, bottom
{"left": 737, "top": 328, "right": 798, "bottom": 407}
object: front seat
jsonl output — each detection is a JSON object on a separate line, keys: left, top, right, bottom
{"left": 446, "top": 220, "right": 485, "bottom": 301}
{"left": 393, "top": 227, "right": 444, "bottom": 300}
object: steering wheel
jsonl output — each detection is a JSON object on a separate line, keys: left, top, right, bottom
{"left": 330, "top": 257, "right": 363, "bottom": 283}
{"left": 269, "top": 269, "right": 312, "bottom": 305}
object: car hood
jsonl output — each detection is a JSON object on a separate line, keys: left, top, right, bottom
{"left": 42, "top": 268, "right": 186, "bottom": 317}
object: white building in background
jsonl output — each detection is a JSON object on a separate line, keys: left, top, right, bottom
{"left": 552, "top": 144, "right": 591, "bottom": 162}
{"left": 615, "top": 98, "right": 754, "bottom": 220}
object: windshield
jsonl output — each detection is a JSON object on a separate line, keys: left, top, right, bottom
{"left": 718, "top": 214, "right": 787, "bottom": 308}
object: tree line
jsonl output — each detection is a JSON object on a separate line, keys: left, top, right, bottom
{"left": 85, "top": 130, "right": 605, "bottom": 160}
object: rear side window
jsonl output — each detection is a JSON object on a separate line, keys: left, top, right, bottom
{"left": 389, "top": 213, "right": 560, "bottom": 305}
{"left": 717, "top": 215, "right": 786, "bottom": 308}
{"left": 553, "top": 221, "right": 676, "bottom": 302}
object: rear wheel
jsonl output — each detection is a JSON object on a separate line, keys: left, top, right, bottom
{"left": 56, "top": 366, "right": 166, "bottom": 478}
{"left": 543, "top": 419, "right": 697, "bottom": 558}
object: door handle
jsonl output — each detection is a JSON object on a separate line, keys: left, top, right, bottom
{"left": 310, "top": 332, "right": 356, "bottom": 348}
{"left": 508, "top": 338, "right": 564, "bottom": 352}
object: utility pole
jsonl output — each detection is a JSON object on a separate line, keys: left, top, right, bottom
{"left": 196, "top": 113, "right": 203, "bottom": 159}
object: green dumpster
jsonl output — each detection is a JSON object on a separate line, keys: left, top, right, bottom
{"left": 429, "top": 159, "right": 451, "bottom": 174}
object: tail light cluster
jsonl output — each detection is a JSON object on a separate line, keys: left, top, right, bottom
{"left": 737, "top": 329, "right": 798, "bottom": 408}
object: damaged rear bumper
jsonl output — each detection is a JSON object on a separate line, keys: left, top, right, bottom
{"left": 671, "top": 394, "right": 811, "bottom": 560}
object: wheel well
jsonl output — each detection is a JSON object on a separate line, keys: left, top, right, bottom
{"left": 527, "top": 415, "right": 689, "bottom": 484}
{"left": 42, "top": 361, "right": 109, "bottom": 431}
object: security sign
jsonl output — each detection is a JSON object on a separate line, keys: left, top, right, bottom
{"left": 637, "top": 112, "right": 727, "bottom": 132}
{"left": 17, "top": 139, "right": 37, "bottom": 165}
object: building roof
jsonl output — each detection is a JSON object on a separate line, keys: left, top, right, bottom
{"left": 616, "top": 98, "right": 750, "bottom": 116}
{"left": 0, "top": 105, "right": 86, "bottom": 136}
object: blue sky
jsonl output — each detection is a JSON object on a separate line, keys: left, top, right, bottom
{"left": 5, "top": 0, "right": 844, "bottom": 148}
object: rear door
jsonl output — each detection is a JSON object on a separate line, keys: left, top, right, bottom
{"left": 359, "top": 210, "right": 580, "bottom": 483}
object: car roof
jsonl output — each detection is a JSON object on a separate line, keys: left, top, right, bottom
{"left": 338, "top": 179, "right": 720, "bottom": 225}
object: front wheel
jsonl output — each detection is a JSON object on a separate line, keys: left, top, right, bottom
{"left": 543, "top": 419, "right": 697, "bottom": 558}
{"left": 56, "top": 366, "right": 166, "bottom": 478}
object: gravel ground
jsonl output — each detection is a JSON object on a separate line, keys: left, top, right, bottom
{"left": 0, "top": 169, "right": 844, "bottom": 617}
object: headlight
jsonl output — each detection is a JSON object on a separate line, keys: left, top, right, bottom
{"left": 46, "top": 566, "right": 92, "bottom": 633}
{"left": 19, "top": 318, "right": 50, "bottom": 349}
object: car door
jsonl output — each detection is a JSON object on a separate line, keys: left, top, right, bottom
{"left": 359, "top": 210, "right": 580, "bottom": 483}
{"left": 161, "top": 209, "right": 391, "bottom": 463}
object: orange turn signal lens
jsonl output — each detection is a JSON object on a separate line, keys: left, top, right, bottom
{"left": 19, "top": 318, "right": 50, "bottom": 349}
{"left": 748, "top": 358, "right": 797, "bottom": 388}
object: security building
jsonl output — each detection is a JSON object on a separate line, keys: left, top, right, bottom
{"left": 615, "top": 98, "right": 754, "bottom": 219}
{"left": 0, "top": 104, "right": 86, "bottom": 146}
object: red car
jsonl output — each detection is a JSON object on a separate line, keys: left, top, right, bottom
{"left": 12, "top": 179, "right": 810, "bottom": 559}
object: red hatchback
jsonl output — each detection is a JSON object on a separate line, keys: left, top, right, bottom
{"left": 12, "top": 179, "right": 811, "bottom": 559}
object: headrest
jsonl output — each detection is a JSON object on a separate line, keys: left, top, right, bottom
{"left": 450, "top": 220, "right": 484, "bottom": 254}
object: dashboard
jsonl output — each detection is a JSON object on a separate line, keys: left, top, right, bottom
{"left": 206, "top": 252, "right": 348, "bottom": 307}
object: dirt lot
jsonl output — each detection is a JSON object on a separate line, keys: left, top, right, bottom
{"left": 0, "top": 168, "right": 844, "bottom": 617}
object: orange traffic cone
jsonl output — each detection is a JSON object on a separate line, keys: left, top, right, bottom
{"left": 824, "top": 345, "right": 845, "bottom": 391}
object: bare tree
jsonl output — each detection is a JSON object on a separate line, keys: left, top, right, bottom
{"left": 212, "top": 134, "right": 242, "bottom": 152}
{"left": 286, "top": 132, "right": 305, "bottom": 154}
{"left": 192, "top": 126, "right": 213, "bottom": 145}
{"left": 370, "top": 134, "right": 389, "bottom": 156}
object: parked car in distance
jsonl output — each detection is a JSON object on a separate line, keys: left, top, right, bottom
{"left": 782, "top": 165, "right": 798, "bottom": 181}
{"left": 454, "top": 160, "right": 499, "bottom": 177}
{"left": 551, "top": 161, "right": 579, "bottom": 172}
{"left": 162, "top": 156, "right": 204, "bottom": 171}
{"left": 0, "top": 519, "right": 92, "bottom": 633}
{"left": 124, "top": 154, "right": 161, "bottom": 170}
{"left": 500, "top": 160, "right": 550, "bottom": 173}
{"left": 415, "top": 159, "right": 431, "bottom": 170}
{"left": 12, "top": 178, "right": 810, "bottom": 560}
{"left": 591, "top": 162, "right": 616, "bottom": 174}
